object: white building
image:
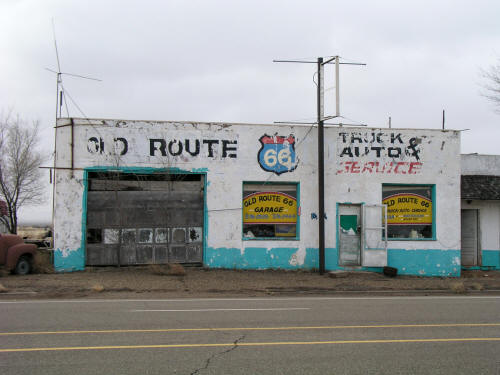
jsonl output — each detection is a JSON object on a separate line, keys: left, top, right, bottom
{"left": 53, "top": 118, "right": 462, "bottom": 276}
{"left": 461, "top": 154, "right": 500, "bottom": 270}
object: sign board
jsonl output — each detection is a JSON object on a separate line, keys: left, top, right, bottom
{"left": 243, "top": 192, "right": 297, "bottom": 225}
{"left": 382, "top": 193, "right": 432, "bottom": 225}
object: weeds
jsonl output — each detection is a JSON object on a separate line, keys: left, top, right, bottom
{"left": 33, "top": 252, "right": 55, "bottom": 274}
{"left": 91, "top": 283, "right": 105, "bottom": 292}
{"left": 450, "top": 281, "right": 466, "bottom": 294}
{"left": 470, "top": 282, "right": 484, "bottom": 291}
{"left": 149, "top": 263, "right": 186, "bottom": 276}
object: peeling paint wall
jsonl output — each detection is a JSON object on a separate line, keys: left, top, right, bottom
{"left": 53, "top": 119, "right": 461, "bottom": 276}
{"left": 53, "top": 170, "right": 86, "bottom": 272}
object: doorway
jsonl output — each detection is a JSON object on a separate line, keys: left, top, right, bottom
{"left": 338, "top": 204, "right": 361, "bottom": 266}
{"left": 461, "top": 209, "right": 480, "bottom": 266}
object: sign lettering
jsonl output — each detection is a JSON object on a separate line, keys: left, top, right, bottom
{"left": 382, "top": 193, "right": 432, "bottom": 225}
{"left": 243, "top": 192, "right": 297, "bottom": 224}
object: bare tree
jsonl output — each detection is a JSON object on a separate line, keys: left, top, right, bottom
{"left": 0, "top": 112, "right": 46, "bottom": 234}
{"left": 481, "top": 59, "right": 500, "bottom": 112}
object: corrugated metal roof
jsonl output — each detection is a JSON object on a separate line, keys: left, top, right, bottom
{"left": 461, "top": 175, "right": 500, "bottom": 200}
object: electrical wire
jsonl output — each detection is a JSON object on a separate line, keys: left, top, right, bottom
{"left": 59, "top": 83, "right": 107, "bottom": 144}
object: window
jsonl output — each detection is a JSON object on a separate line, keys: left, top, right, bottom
{"left": 382, "top": 185, "right": 434, "bottom": 239}
{"left": 243, "top": 183, "right": 298, "bottom": 239}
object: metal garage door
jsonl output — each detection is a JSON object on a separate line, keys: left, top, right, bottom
{"left": 461, "top": 209, "right": 479, "bottom": 266}
{"left": 86, "top": 172, "right": 204, "bottom": 266}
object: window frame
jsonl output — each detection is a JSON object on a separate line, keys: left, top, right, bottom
{"left": 382, "top": 183, "right": 436, "bottom": 241}
{"left": 242, "top": 181, "right": 300, "bottom": 241}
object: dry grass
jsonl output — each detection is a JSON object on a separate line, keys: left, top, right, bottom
{"left": 0, "top": 283, "right": 8, "bottom": 293}
{"left": 167, "top": 263, "right": 186, "bottom": 276}
{"left": 449, "top": 281, "right": 466, "bottom": 294}
{"left": 149, "top": 263, "right": 186, "bottom": 276}
{"left": 469, "top": 282, "right": 484, "bottom": 291}
{"left": 0, "top": 268, "right": 9, "bottom": 278}
{"left": 33, "top": 252, "right": 55, "bottom": 274}
{"left": 91, "top": 283, "right": 105, "bottom": 292}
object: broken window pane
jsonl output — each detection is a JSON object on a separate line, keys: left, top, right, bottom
{"left": 103, "top": 229, "right": 120, "bottom": 244}
{"left": 188, "top": 227, "right": 202, "bottom": 242}
{"left": 155, "top": 228, "right": 169, "bottom": 243}
{"left": 87, "top": 228, "right": 102, "bottom": 244}
{"left": 122, "top": 229, "right": 136, "bottom": 244}
{"left": 138, "top": 229, "right": 153, "bottom": 243}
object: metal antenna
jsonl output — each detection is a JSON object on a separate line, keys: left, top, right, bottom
{"left": 47, "top": 19, "right": 102, "bottom": 119}
{"left": 48, "top": 19, "right": 102, "bottom": 245}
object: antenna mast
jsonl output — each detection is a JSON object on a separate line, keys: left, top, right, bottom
{"left": 48, "top": 19, "right": 102, "bottom": 246}
{"left": 273, "top": 55, "right": 365, "bottom": 274}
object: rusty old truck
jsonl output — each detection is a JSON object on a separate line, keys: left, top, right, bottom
{"left": 0, "top": 234, "right": 38, "bottom": 275}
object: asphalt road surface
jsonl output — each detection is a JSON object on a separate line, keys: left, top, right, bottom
{"left": 1, "top": 296, "right": 500, "bottom": 374}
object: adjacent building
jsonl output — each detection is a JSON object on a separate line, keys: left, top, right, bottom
{"left": 461, "top": 154, "right": 500, "bottom": 270}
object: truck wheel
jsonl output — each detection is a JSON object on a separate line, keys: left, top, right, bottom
{"left": 15, "top": 256, "right": 32, "bottom": 275}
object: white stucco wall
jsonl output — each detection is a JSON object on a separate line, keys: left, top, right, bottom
{"left": 460, "top": 154, "right": 500, "bottom": 269}
{"left": 53, "top": 118, "right": 461, "bottom": 274}
{"left": 330, "top": 128, "right": 461, "bottom": 252}
{"left": 461, "top": 201, "right": 500, "bottom": 251}
{"left": 462, "top": 154, "right": 500, "bottom": 175}
{"left": 460, "top": 200, "right": 500, "bottom": 269}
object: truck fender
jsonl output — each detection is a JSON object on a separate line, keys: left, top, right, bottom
{"left": 6, "top": 243, "right": 38, "bottom": 271}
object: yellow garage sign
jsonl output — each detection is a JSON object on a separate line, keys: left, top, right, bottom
{"left": 383, "top": 193, "right": 432, "bottom": 225}
{"left": 243, "top": 192, "right": 297, "bottom": 224}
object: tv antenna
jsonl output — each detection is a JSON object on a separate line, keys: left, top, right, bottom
{"left": 45, "top": 19, "right": 102, "bottom": 119}
{"left": 47, "top": 19, "right": 102, "bottom": 241}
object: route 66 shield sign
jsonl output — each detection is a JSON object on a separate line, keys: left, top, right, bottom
{"left": 257, "top": 134, "right": 298, "bottom": 175}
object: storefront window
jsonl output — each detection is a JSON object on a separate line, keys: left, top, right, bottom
{"left": 242, "top": 183, "right": 298, "bottom": 239}
{"left": 382, "top": 185, "right": 434, "bottom": 239}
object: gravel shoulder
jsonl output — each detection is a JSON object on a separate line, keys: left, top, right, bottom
{"left": 1, "top": 266, "right": 500, "bottom": 299}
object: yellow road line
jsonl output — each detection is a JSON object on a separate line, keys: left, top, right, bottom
{"left": 1, "top": 323, "right": 500, "bottom": 336}
{"left": 1, "top": 337, "right": 500, "bottom": 353}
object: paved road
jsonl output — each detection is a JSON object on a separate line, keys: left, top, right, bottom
{"left": 1, "top": 296, "right": 500, "bottom": 374}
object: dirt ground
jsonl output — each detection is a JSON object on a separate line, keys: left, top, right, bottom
{"left": 1, "top": 265, "right": 500, "bottom": 299}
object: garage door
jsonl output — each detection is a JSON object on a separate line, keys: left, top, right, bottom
{"left": 86, "top": 172, "right": 204, "bottom": 266}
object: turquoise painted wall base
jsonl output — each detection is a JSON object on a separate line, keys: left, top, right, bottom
{"left": 53, "top": 248, "right": 85, "bottom": 272}
{"left": 205, "top": 247, "right": 461, "bottom": 277}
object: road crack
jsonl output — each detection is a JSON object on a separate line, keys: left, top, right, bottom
{"left": 190, "top": 335, "right": 245, "bottom": 375}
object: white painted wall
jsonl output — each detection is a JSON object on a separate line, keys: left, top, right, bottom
{"left": 54, "top": 118, "right": 461, "bottom": 270}
{"left": 462, "top": 154, "right": 500, "bottom": 175}
{"left": 461, "top": 153, "right": 500, "bottom": 267}
{"left": 461, "top": 201, "right": 500, "bottom": 251}
{"left": 329, "top": 128, "right": 461, "bottom": 252}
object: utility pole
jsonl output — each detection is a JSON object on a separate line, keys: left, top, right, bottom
{"left": 274, "top": 56, "right": 365, "bottom": 275}
{"left": 317, "top": 57, "right": 325, "bottom": 274}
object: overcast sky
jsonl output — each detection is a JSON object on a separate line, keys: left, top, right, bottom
{"left": 1, "top": 0, "right": 499, "bottom": 225}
